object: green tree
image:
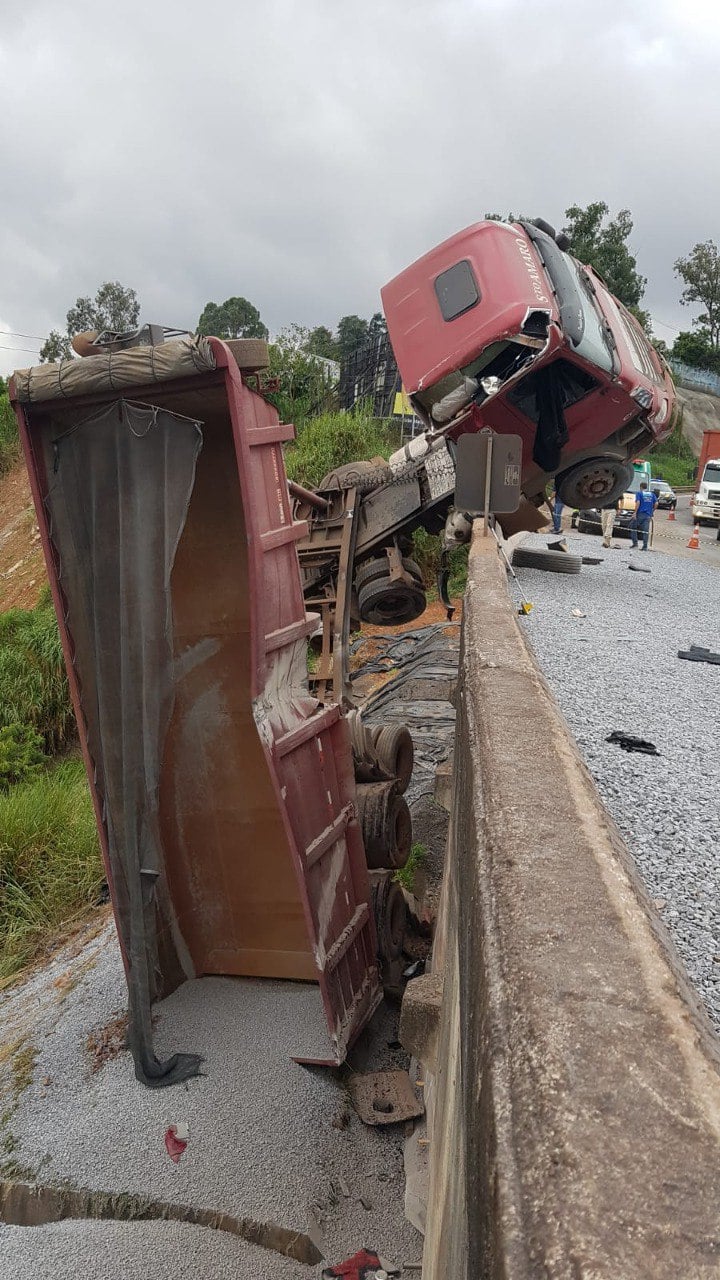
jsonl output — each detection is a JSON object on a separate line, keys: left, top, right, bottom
{"left": 672, "top": 329, "right": 720, "bottom": 373}
{"left": 40, "top": 282, "right": 140, "bottom": 362}
{"left": 336, "top": 314, "right": 369, "bottom": 360}
{"left": 266, "top": 325, "right": 337, "bottom": 424}
{"left": 674, "top": 241, "right": 720, "bottom": 352}
{"left": 196, "top": 296, "right": 268, "bottom": 340}
{"left": 307, "top": 325, "right": 339, "bottom": 360}
{"left": 561, "top": 202, "right": 647, "bottom": 311}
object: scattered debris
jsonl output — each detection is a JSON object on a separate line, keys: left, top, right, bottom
{"left": 678, "top": 644, "right": 720, "bottom": 666}
{"left": 606, "top": 731, "right": 660, "bottom": 756}
{"left": 581, "top": 555, "right": 604, "bottom": 565}
{"left": 164, "top": 1123, "right": 188, "bottom": 1163}
{"left": 403, "top": 960, "right": 424, "bottom": 980}
{"left": 87, "top": 1011, "right": 128, "bottom": 1073}
{"left": 571, "top": 608, "right": 586, "bottom": 618}
{"left": 321, "top": 1250, "right": 400, "bottom": 1278}
{"left": 628, "top": 563, "right": 651, "bottom": 573}
{"left": 547, "top": 538, "right": 569, "bottom": 553}
{"left": 653, "top": 898, "right": 668, "bottom": 911}
{"left": 347, "top": 1071, "right": 424, "bottom": 1127}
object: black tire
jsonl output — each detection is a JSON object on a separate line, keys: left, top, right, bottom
{"left": 511, "top": 546, "right": 582, "bottom": 574}
{"left": 374, "top": 724, "right": 414, "bottom": 794}
{"left": 555, "top": 458, "right": 634, "bottom": 509}
{"left": 577, "top": 517, "right": 598, "bottom": 535}
{"left": 354, "top": 555, "right": 423, "bottom": 593}
{"left": 318, "top": 459, "right": 391, "bottom": 493}
{"left": 357, "top": 576, "right": 427, "bottom": 626}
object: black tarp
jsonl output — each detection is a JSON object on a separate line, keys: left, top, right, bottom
{"left": 43, "top": 399, "right": 204, "bottom": 1087}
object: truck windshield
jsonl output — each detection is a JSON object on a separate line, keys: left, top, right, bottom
{"left": 704, "top": 464, "right": 720, "bottom": 484}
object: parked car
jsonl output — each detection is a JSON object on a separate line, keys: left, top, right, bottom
{"left": 651, "top": 479, "right": 677, "bottom": 509}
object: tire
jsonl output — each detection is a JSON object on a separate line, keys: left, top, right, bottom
{"left": 357, "top": 576, "right": 427, "bottom": 626}
{"left": 577, "top": 517, "right": 598, "bottom": 535}
{"left": 354, "top": 556, "right": 423, "bottom": 593}
{"left": 374, "top": 724, "right": 414, "bottom": 794}
{"left": 224, "top": 339, "right": 270, "bottom": 371}
{"left": 318, "top": 459, "right": 391, "bottom": 493}
{"left": 356, "top": 783, "right": 412, "bottom": 869}
{"left": 511, "top": 546, "right": 582, "bottom": 574}
{"left": 555, "top": 458, "right": 634, "bottom": 509}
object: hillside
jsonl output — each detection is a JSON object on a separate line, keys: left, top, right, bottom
{"left": 676, "top": 385, "right": 720, "bottom": 458}
{"left": 0, "top": 458, "right": 46, "bottom": 612}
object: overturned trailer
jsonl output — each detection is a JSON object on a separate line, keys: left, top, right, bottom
{"left": 11, "top": 335, "right": 412, "bottom": 1085}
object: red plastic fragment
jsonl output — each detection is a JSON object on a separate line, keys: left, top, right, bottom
{"left": 321, "top": 1249, "right": 383, "bottom": 1279}
{"left": 164, "top": 1125, "right": 188, "bottom": 1163}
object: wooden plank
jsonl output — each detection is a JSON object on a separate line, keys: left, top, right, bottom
{"left": 274, "top": 705, "right": 341, "bottom": 758}
{"left": 261, "top": 521, "right": 308, "bottom": 551}
{"left": 246, "top": 422, "right": 295, "bottom": 446}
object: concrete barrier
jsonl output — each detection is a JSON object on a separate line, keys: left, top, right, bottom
{"left": 410, "top": 526, "right": 720, "bottom": 1279}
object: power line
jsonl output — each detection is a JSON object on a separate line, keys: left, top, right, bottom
{"left": 0, "top": 343, "right": 41, "bottom": 354}
{"left": 0, "top": 329, "right": 45, "bottom": 341}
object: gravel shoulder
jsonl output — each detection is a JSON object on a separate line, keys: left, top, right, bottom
{"left": 517, "top": 531, "right": 720, "bottom": 1032}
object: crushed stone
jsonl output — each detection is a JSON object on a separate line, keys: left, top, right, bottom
{"left": 517, "top": 532, "right": 720, "bottom": 1031}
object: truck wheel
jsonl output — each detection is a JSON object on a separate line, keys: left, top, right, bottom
{"left": 355, "top": 555, "right": 423, "bottom": 592}
{"left": 511, "top": 546, "right": 582, "bottom": 574}
{"left": 372, "top": 724, "right": 414, "bottom": 794}
{"left": 556, "top": 458, "right": 634, "bottom": 509}
{"left": 358, "top": 576, "right": 427, "bottom": 625}
{"left": 356, "top": 783, "right": 412, "bottom": 869}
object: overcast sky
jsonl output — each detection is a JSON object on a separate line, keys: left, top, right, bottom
{"left": 1, "top": 0, "right": 719, "bottom": 377}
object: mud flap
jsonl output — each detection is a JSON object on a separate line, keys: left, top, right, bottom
{"left": 438, "top": 548, "right": 455, "bottom": 620}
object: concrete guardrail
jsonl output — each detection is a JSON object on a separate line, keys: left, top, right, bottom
{"left": 401, "top": 525, "right": 720, "bottom": 1279}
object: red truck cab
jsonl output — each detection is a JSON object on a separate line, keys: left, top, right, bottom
{"left": 382, "top": 218, "right": 676, "bottom": 510}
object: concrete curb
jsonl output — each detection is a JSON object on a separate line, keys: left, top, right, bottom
{"left": 415, "top": 527, "right": 720, "bottom": 1279}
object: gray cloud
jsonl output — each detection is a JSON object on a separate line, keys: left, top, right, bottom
{"left": 2, "top": 0, "right": 719, "bottom": 375}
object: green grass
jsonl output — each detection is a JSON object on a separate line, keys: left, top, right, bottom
{"left": 0, "top": 392, "right": 19, "bottom": 476}
{"left": 284, "top": 407, "right": 398, "bottom": 488}
{"left": 411, "top": 527, "right": 469, "bottom": 597}
{"left": 648, "top": 408, "right": 698, "bottom": 488}
{"left": 0, "top": 596, "right": 75, "bottom": 752}
{"left": 0, "top": 759, "right": 102, "bottom": 980}
{"left": 394, "top": 841, "right": 427, "bottom": 893}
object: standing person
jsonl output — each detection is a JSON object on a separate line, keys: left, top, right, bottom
{"left": 630, "top": 481, "right": 658, "bottom": 551}
{"left": 552, "top": 488, "right": 564, "bottom": 534}
{"left": 600, "top": 499, "right": 618, "bottom": 549}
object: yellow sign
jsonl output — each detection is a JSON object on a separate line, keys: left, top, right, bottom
{"left": 393, "top": 388, "right": 414, "bottom": 417}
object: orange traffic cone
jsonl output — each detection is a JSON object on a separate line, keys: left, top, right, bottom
{"left": 687, "top": 524, "right": 700, "bottom": 549}
{"left": 667, "top": 507, "right": 676, "bottom": 521}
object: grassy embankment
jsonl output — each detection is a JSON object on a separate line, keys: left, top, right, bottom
{"left": 0, "top": 593, "right": 102, "bottom": 981}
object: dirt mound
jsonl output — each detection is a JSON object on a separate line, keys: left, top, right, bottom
{"left": 0, "top": 459, "right": 46, "bottom": 612}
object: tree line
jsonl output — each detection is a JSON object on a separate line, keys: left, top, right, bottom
{"left": 36, "top": 202, "right": 720, "bottom": 378}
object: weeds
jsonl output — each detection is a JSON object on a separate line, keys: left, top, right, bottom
{"left": 0, "top": 392, "right": 19, "bottom": 476}
{"left": 0, "top": 599, "right": 74, "bottom": 751}
{"left": 394, "top": 841, "right": 427, "bottom": 893}
{"left": 411, "top": 527, "right": 468, "bottom": 597}
{"left": 0, "top": 760, "right": 102, "bottom": 980}
{"left": 284, "top": 406, "right": 397, "bottom": 489}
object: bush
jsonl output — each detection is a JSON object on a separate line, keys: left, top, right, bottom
{"left": 0, "top": 600, "right": 75, "bottom": 752}
{"left": 411, "top": 527, "right": 468, "bottom": 597}
{"left": 0, "top": 760, "right": 102, "bottom": 979}
{"left": 0, "top": 391, "right": 19, "bottom": 476}
{"left": 284, "top": 407, "right": 397, "bottom": 488}
{"left": 0, "top": 724, "right": 44, "bottom": 790}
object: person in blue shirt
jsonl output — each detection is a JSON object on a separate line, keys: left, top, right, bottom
{"left": 630, "top": 481, "right": 658, "bottom": 550}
